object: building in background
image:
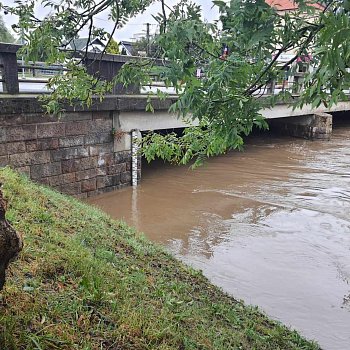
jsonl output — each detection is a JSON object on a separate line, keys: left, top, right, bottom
{"left": 265, "top": 0, "right": 324, "bottom": 13}
{"left": 68, "top": 37, "right": 105, "bottom": 53}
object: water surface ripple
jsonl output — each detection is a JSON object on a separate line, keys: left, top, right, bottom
{"left": 88, "top": 126, "right": 350, "bottom": 350}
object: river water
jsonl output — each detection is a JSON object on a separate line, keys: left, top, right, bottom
{"left": 87, "top": 123, "right": 350, "bottom": 350}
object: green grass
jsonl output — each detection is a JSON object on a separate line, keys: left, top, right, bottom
{"left": 0, "top": 168, "right": 319, "bottom": 350}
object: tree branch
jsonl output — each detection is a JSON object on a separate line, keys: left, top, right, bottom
{"left": 246, "top": 23, "right": 324, "bottom": 96}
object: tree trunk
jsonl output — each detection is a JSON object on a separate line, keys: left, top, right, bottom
{"left": 0, "top": 188, "right": 22, "bottom": 291}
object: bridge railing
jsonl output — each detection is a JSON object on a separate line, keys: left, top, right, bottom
{"left": 0, "top": 42, "right": 305, "bottom": 96}
{"left": 0, "top": 43, "right": 67, "bottom": 94}
{"left": 0, "top": 43, "right": 173, "bottom": 95}
{"left": 81, "top": 51, "right": 176, "bottom": 95}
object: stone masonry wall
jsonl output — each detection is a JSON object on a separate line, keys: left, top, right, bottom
{"left": 0, "top": 110, "right": 132, "bottom": 198}
{"left": 269, "top": 112, "right": 333, "bottom": 140}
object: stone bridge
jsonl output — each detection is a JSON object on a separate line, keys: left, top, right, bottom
{"left": 0, "top": 44, "right": 349, "bottom": 197}
{"left": 1, "top": 94, "right": 349, "bottom": 198}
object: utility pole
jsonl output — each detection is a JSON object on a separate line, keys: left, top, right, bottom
{"left": 146, "top": 22, "right": 150, "bottom": 57}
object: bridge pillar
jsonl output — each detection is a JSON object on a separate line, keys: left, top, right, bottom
{"left": 269, "top": 112, "right": 333, "bottom": 140}
{"left": 113, "top": 111, "right": 130, "bottom": 152}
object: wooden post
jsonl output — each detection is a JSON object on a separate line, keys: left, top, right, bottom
{"left": 0, "top": 43, "right": 21, "bottom": 94}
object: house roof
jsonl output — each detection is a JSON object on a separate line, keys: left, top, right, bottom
{"left": 265, "top": 0, "right": 324, "bottom": 11}
{"left": 70, "top": 37, "right": 105, "bottom": 51}
{"left": 119, "top": 41, "right": 136, "bottom": 56}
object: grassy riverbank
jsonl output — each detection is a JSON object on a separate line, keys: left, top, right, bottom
{"left": 0, "top": 168, "right": 319, "bottom": 350}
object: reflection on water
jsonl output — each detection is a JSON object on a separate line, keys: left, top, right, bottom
{"left": 87, "top": 126, "right": 350, "bottom": 350}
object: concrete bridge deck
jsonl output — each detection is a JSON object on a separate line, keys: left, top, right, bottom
{"left": 1, "top": 93, "right": 349, "bottom": 132}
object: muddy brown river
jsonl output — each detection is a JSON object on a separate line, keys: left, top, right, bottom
{"left": 88, "top": 123, "right": 350, "bottom": 350}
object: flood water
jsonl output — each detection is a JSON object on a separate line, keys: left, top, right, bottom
{"left": 87, "top": 123, "right": 350, "bottom": 350}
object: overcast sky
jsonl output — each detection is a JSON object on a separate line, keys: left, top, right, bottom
{"left": 2, "top": 0, "right": 219, "bottom": 41}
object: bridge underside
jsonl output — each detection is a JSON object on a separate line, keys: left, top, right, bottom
{"left": 113, "top": 98, "right": 350, "bottom": 187}
{"left": 114, "top": 99, "right": 350, "bottom": 154}
{"left": 115, "top": 98, "right": 350, "bottom": 134}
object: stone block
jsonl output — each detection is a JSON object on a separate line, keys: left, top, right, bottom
{"left": 65, "top": 119, "right": 113, "bottom": 136}
{"left": 121, "top": 171, "right": 131, "bottom": 184}
{"left": 115, "top": 151, "right": 131, "bottom": 163}
{"left": 25, "top": 140, "right": 37, "bottom": 152}
{"left": 315, "top": 127, "right": 328, "bottom": 134}
{"left": 0, "top": 99, "right": 43, "bottom": 115}
{"left": 0, "top": 142, "right": 26, "bottom": 156}
{"left": 75, "top": 168, "right": 98, "bottom": 181}
{"left": 81, "top": 178, "right": 97, "bottom": 192}
{"left": 65, "top": 121, "right": 91, "bottom": 136}
{"left": 59, "top": 136, "right": 85, "bottom": 148}
{"left": 314, "top": 133, "right": 330, "bottom": 140}
{"left": 0, "top": 114, "right": 26, "bottom": 126}
{"left": 89, "top": 144, "right": 114, "bottom": 156}
{"left": 25, "top": 113, "right": 57, "bottom": 124}
{"left": 1, "top": 125, "right": 37, "bottom": 142}
{"left": 96, "top": 176, "right": 109, "bottom": 189}
{"left": 0, "top": 156, "right": 9, "bottom": 167}
{"left": 6, "top": 142, "right": 26, "bottom": 154}
{"left": 114, "top": 132, "right": 131, "bottom": 152}
{"left": 15, "top": 166, "right": 30, "bottom": 177}
{"left": 84, "top": 132, "right": 113, "bottom": 145}
{"left": 0, "top": 144, "right": 6, "bottom": 156}
{"left": 90, "top": 119, "right": 113, "bottom": 134}
{"left": 38, "top": 177, "right": 50, "bottom": 186}
{"left": 92, "top": 111, "right": 111, "bottom": 120}
{"left": 61, "top": 156, "right": 98, "bottom": 173}
{"left": 311, "top": 113, "right": 332, "bottom": 140}
{"left": 116, "top": 183, "right": 129, "bottom": 191}
{"left": 31, "top": 162, "right": 62, "bottom": 179}
{"left": 97, "top": 153, "right": 113, "bottom": 167}
{"left": 61, "top": 182, "right": 81, "bottom": 196}
{"left": 96, "top": 175, "right": 118, "bottom": 189}
{"left": 107, "top": 163, "right": 126, "bottom": 175}
{"left": 51, "top": 146, "right": 89, "bottom": 161}
{"left": 112, "top": 174, "right": 121, "bottom": 186}
{"left": 75, "top": 192, "right": 88, "bottom": 199}
{"left": 269, "top": 113, "right": 333, "bottom": 141}
{"left": 25, "top": 139, "right": 59, "bottom": 152}
{"left": 97, "top": 167, "right": 107, "bottom": 176}
{"left": 61, "top": 112, "right": 92, "bottom": 122}
{"left": 9, "top": 150, "right": 50, "bottom": 167}
{"left": 37, "top": 123, "right": 65, "bottom": 138}
{"left": 86, "top": 190, "right": 100, "bottom": 197}
{"left": 49, "top": 173, "right": 76, "bottom": 186}
{"left": 42, "top": 139, "right": 60, "bottom": 150}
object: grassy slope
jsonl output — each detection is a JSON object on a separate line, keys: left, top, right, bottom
{"left": 0, "top": 168, "right": 319, "bottom": 350}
